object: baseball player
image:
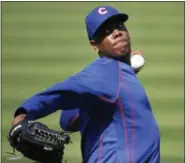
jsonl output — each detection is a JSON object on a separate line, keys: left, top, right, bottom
{"left": 11, "top": 6, "right": 160, "bottom": 163}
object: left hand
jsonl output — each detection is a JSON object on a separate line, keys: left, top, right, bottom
{"left": 8, "top": 120, "right": 71, "bottom": 163}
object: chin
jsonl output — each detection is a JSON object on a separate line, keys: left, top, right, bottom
{"left": 113, "top": 50, "right": 128, "bottom": 57}
{"left": 112, "top": 52, "right": 131, "bottom": 65}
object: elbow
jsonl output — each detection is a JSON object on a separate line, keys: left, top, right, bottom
{"left": 59, "top": 114, "right": 80, "bottom": 132}
{"left": 59, "top": 118, "right": 70, "bottom": 131}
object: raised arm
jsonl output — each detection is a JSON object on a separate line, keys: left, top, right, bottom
{"left": 12, "top": 79, "right": 83, "bottom": 127}
{"left": 12, "top": 58, "right": 121, "bottom": 126}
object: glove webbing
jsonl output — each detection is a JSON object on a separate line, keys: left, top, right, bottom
{"left": 27, "top": 122, "right": 71, "bottom": 146}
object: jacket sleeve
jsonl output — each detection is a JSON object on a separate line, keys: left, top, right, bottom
{"left": 14, "top": 80, "right": 82, "bottom": 120}
{"left": 14, "top": 58, "right": 120, "bottom": 120}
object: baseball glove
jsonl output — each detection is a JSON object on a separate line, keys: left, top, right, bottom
{"left": 8, "top": 120, "right": 71, "bottom": 163}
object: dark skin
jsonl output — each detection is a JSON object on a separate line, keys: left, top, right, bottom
{"left": 90, "top": 17, "right": 131, "bottom": 65}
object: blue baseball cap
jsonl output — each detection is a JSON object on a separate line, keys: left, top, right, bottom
{"left": 85, "top": 6, "right": 128, "bottom": 40}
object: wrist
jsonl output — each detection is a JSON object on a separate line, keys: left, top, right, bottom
{"left": 14, "top": 107, "right": 27, "bottom": 118}
{"left": 12, "top": 108, "right": 28, "bottom": 127}
{"left": 12, "top": 114, "right": 27, "bottom": 127}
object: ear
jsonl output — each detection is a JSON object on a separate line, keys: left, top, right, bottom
{"left": 90, "top": 40, "right": 99, "bottom": 52}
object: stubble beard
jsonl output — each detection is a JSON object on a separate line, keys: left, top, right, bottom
{"left": 112, "top": 44, "right": 131, "bottom": 65}
{"left": 98, "top": 46, "right": 131, "bottom": 66}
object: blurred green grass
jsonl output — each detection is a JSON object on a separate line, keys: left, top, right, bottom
{"left": 2, "top": 2, "right": 184, "bottom": 163}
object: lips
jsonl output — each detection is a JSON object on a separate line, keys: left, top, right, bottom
{"left": 113, "top": 42, "right": 126, "bottom": 49}
{"left": 113, "top": 39, "right": 129, "bottom": 49}
{"left": 113, "top": 38, "right": 125, "bottom": 46}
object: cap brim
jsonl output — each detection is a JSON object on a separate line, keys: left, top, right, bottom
{"left": 110, "top": 13, "right": 129, "bottom": 22}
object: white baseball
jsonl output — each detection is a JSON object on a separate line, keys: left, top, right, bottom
{"left": 131, "top": 54, "right": 145, "bottom": 69}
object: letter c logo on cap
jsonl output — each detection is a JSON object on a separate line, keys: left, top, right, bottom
{"left": 98, "top": 7, "right": 108, "bottom": 15}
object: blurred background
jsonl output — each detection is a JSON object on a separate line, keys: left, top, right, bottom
{"left": 2, "top": 2, "right": 184, "bottom": 163}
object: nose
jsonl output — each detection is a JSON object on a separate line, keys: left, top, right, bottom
{"left": 112, "top": 29, "right": 123, "bottom": 39}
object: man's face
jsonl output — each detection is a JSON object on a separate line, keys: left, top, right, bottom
{"left": 93, "top": 17, "right": 131, "bottom": 57}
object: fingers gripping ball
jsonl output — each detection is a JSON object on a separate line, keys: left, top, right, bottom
{"left": 8, "top": 120, "right": 71, "bottom": 163}
{"left": 131, "top": 51, "right": 145, "bottom": 72}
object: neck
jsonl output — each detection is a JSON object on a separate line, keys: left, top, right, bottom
{"left": 98, "top": 51, "right": 131, "bottom": 66}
